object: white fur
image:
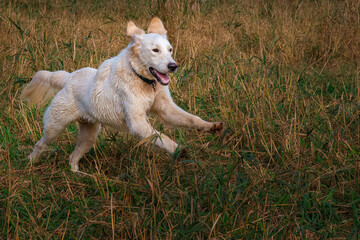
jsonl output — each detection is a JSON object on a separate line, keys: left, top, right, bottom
{"left": 138, "top": 33, "right": 175, "bottom": 74}
{"left": 21, "top": 18, "right": 223, "bottom": 171}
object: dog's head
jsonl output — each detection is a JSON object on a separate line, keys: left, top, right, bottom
{"left": 127, "top": 18, "right": 177, "bottom": 86}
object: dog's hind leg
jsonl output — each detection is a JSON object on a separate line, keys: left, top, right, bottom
{"left": 29, "top": 124, "right": 66, "bottom": 163}
{"left": 29, "top": 121, "right": 71, "bottom": 164}
{"left": 69, "top": 121, "right": 100, "bottom": 172}
{"left": 28, "top": 93, "right": 80, "bottom": 164}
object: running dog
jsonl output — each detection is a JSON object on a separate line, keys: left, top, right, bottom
{"left": 21, "top": 18, "right": 223, "bottom": 171}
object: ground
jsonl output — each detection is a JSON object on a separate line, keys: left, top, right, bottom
{"left": 1, "top": 0, "right": 360, "bottom": 239}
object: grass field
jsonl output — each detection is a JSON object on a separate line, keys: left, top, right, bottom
{"left": 1, "top": 0, "right": 360, "bottom": 239}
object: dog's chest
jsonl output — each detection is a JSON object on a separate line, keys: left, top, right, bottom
{"left": 141, "top": 91, "right": 156, "bottom": 113}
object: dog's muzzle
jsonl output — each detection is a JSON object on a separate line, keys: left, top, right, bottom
{"left": 167, "top": 62, "right": 177, "bottom": 72}
{"left": 149, "top": 67, "right": 170, "bottom": 85}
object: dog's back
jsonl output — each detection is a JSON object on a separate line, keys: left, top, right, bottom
{"left": 21, "top": 68, "right": 98, "bottom": 108}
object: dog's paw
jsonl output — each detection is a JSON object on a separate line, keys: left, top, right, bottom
{"left": 173, "top": 146, "right": 188, "bottom": 160}
{"left": 28, "top": 153, "right": 39, "bottom": 164}
{"left": 179, "top": 148, "right": 188, "bottom": 159}
{"left": 209, "top": 122, "right": 224, "bottom": 134}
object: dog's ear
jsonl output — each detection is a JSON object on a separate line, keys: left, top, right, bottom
{"left": 147, "top": 17, "right": 167, "bottom": 35}
{"left": 127, "top": 21, "right": 145, "bottom": 40}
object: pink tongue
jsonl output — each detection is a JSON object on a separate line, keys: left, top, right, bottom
{"left": 156, "top": 71, "right": 170, "bottom": 84}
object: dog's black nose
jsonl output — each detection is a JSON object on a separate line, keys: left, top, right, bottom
{"left": 168, "top": 63, "right": 177, "bottom": 72}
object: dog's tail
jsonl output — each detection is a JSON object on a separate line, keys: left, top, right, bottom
{"left": 20, "top": 70, "right": 70, "bottom": 107}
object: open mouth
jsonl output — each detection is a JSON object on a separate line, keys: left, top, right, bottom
{"left": 149, "top": 67, "right": 170, "bottom": 85}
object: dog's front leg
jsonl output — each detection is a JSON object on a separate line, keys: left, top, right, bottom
{"left": 152, "top": 90, "right": 224, "bottom": 133}
{"left": 126, "top": 112, "right": 178, "bottom": 154}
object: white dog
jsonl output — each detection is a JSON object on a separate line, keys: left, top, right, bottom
{"left": 21, "top": 18, "right": 223, "bottom": 171}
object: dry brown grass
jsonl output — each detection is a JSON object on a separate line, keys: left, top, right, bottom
{"left": 1, "top": 0, "right": 360, "bottom": 239}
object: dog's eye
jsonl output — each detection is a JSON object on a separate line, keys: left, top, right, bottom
{"left": 169, "top": 48, "right": 172, "bottom": 53}
{"left": 152, "top": 48, "right": 159, "bottom": 53}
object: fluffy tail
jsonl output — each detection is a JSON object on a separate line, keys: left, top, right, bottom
{"left": 20, "top": 70, "right": 70, "bottom": 107}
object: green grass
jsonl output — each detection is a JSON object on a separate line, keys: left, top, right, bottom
{"left": 1, "top": 0, "right": 360, "bottom": 239}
